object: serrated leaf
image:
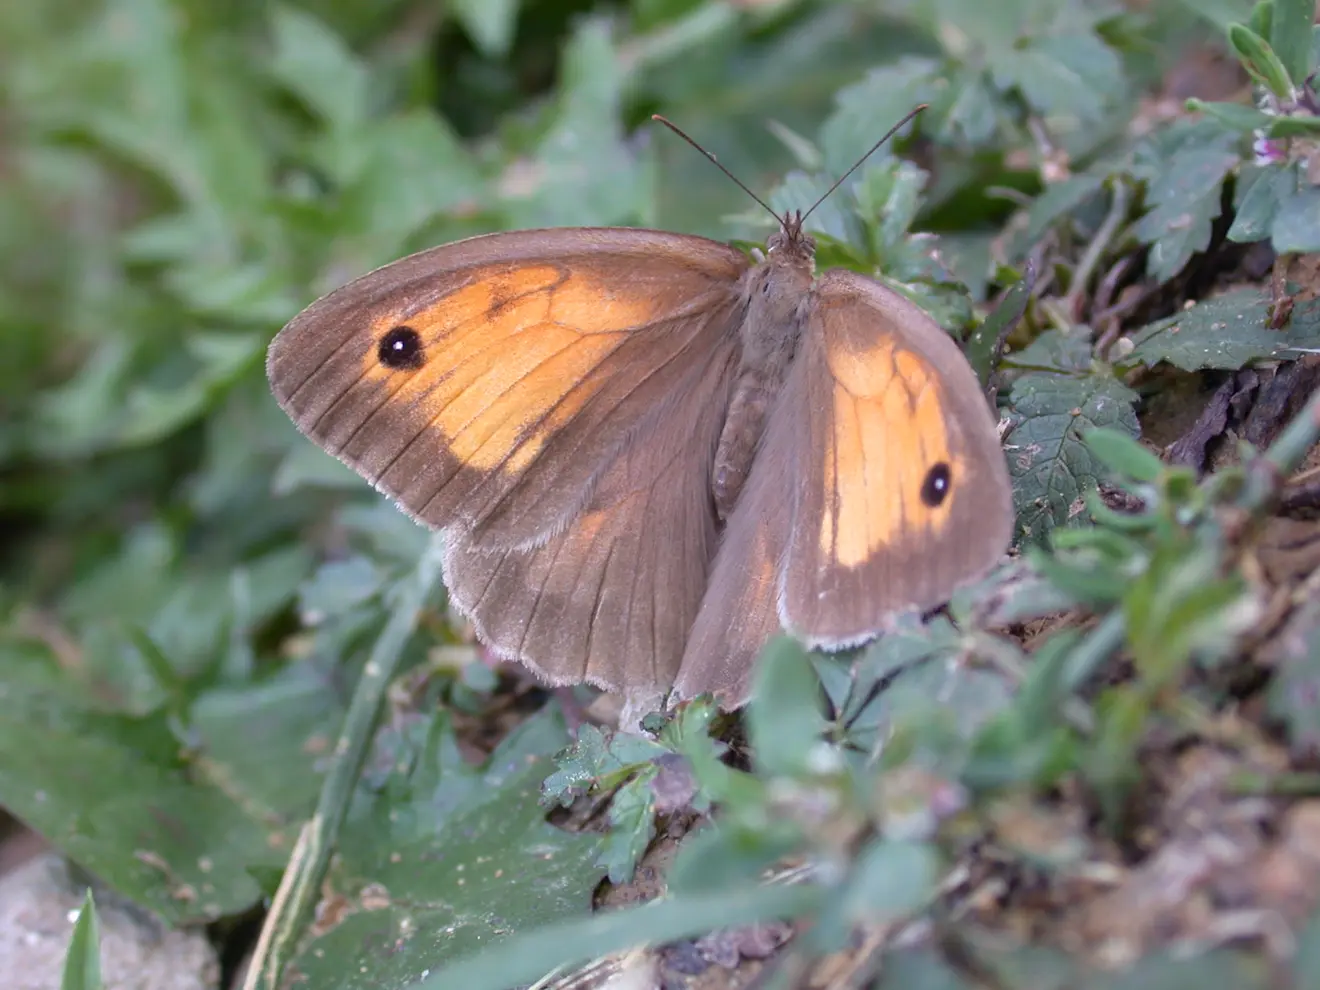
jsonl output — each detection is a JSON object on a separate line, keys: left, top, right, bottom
{"left": 289, "top": 709, "right": 606, "bottom": 987}
{"left": 600, "top": 775, "right": 657, "bottom": 883}
{"left": 1007, "top": 374, "right": 1141, "bottom": 540}
{"left": 990, "top": 33, "right": 1123, "bottom": 121}
{"left": 819, "top": 57, "right": 940, "bottom": 172}
{"left": 1133, "top": 147, "right": 1238, "bottom": 283}
{"left": 834, "top": 616, "right": 962, "bottom": 739}
{"left": 939, "top": 66, "right": 1002, "bottom": 147}
{"left": 541, "top": 724, "right": 665, "bottom": 806}
{"left": 1125, "top": 287, "right": 1320, "bottom": 370}
{"left": 1004, "top": 326, "right": 1095, "bottom": 374}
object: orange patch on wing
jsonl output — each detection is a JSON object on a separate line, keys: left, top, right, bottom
{"left": 819, "top": 340, "right": 955, "bottom": 568}
{"left": 355, "top": 265, "right": 663, "bottom": 474}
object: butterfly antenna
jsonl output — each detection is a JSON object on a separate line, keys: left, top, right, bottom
{"left": 651, "top": 114, "right": 785, "bottom": 227}
{"left": 799, "top": 104, "right": 928, "bottom": 225}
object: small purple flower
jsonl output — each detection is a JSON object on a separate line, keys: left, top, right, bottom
{"left": 1253, "top": 133, "right": 1287, "bottom": 167}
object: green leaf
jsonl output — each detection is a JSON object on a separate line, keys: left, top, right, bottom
{"left": 1084, "top": 428, "right": 1165, "bottom": 483}
{"left": 1006, "top": 373, "right": 1142, "bottom": 540}
{"left": 1133, "top": 147, "right": 1238, "bottom": 283}
{"left": 600, "top": 775, "right": 657, "bottom": 883}
{"left": 269, "top": 5, "right": 369, "bottom": 131}
{"left": 1251, "top": 0, "right": 1276, "bottom": 40}
{"left": 1186, "top": 98, "right": 1273, "bottom": 131}
{"left": 1228, "top": 22, "right": 1296, "bottom": 99}
{"left": 288, "top": 709, "right": 608, "bottom": 986}
{"left": 413, "top": 882, "right": 825, "bottom": 990}
{"left": 450, "top": 0, "right": 521, "bottom": 57}
{"left": 0, "top": 642, "right": 282, "bottom": 924}
{"left": 1266, "top": 114, "right": 1320, "bottom": 137}
{"left": 190, "top": 662, "right": 347, "bottom": 821}
{"left": 1019, "top": 173, "right": 1108, "bottom": 248}
{"left": 1228, "top": 163, "right": 1298, "bottom": 243}
{"left": 60, "top": 891, "right": 103, "bottom": 990}
{"left": 1175, "top": 0, "right": 1258, "bottom": 31}
{"left": 1126, "top": 287, "right": 1320, "bottom": 371}
{"left": 297, "top": 556, "right": 385, "bottom": 622}
{"left": 1271, "top": 186, "right": 1320, "bottom": 253}
{"left": 819, "top": 57, "right": 940, "bottom": 172}
{"left": 509, "top": 20, "right": 643, "bottom": 228}
{"left": 1296, "top": 908, "right": 1320, "bottom": 987}
{"left": 989, "top": 33, "right": 1124, "bottom": 122}
{"left": 966, "top": 267, "right": 1033, "bottom": 384}
{"left": 875, "top": 949, "right": 972, "bottom": 990}
{"left": 842, "top": 839, "right": 939, "bottom": 921}
{"left": 1270, "top": 0, "right": 1314, "bottom": 95}
{"left": 748, "top": 637, "right": 828, "bottom": 779}
{"left": 1096, "top": 949, "right": 1267, "bottom": 989}
{"left": 666, "top": 820, "right": 803, "bottom": 896}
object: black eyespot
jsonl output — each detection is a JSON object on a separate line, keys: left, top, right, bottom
{"left": 920, "top": 463, "right": 951, "bottom": 507}
{"left": 377, "top": 325, "right": 424, "bottom": 370}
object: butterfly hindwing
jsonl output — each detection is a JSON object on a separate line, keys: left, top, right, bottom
{"left": 445, "top": 338, "right": 740, "bottom": 693}
{"left": 778, "top": 270, "right": 1013, "bottom": 645}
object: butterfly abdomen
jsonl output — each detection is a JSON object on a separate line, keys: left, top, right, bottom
{"left": 712, "top": 256, "right": 812, "bottom": 519}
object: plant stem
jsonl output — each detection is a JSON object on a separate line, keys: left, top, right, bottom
{"left": 243, "top": 532, "right": 447, "bottom": 990}
{"left": 1067, "top": 178, "right": 1131, "bottom": 325}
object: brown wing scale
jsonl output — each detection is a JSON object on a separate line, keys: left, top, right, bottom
{"left": 267, "top": 228, "right": 749, "bottom": 549}
{"left": 778, "top": 269, "right": 1012, "bottom": 645}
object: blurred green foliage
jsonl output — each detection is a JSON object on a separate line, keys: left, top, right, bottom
{"left": 7, "top": 0, "right": 1320, "bottom": 987}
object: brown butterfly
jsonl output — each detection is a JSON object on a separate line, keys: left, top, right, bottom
{"left": 266, "top": 109, "right": 1013, "bottom": 719}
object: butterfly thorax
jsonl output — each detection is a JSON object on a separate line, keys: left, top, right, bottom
{"left": 711, "top": 228, "right": 815, "bottom": 521}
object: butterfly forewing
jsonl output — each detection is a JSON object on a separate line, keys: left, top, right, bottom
{"left": 266, "top": 228, "right": 750, "bottom": 549}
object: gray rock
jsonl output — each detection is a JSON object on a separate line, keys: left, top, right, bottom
{"left": 0, "top": 853, "right": 219, "bottom": 990}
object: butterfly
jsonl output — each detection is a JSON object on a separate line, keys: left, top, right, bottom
{"left": 266, "top": 110, "right": 1013, "bottom": 720}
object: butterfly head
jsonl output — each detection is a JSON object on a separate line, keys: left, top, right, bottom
{"left": 766, "top": 209, "right": 816, "bottom": 271}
